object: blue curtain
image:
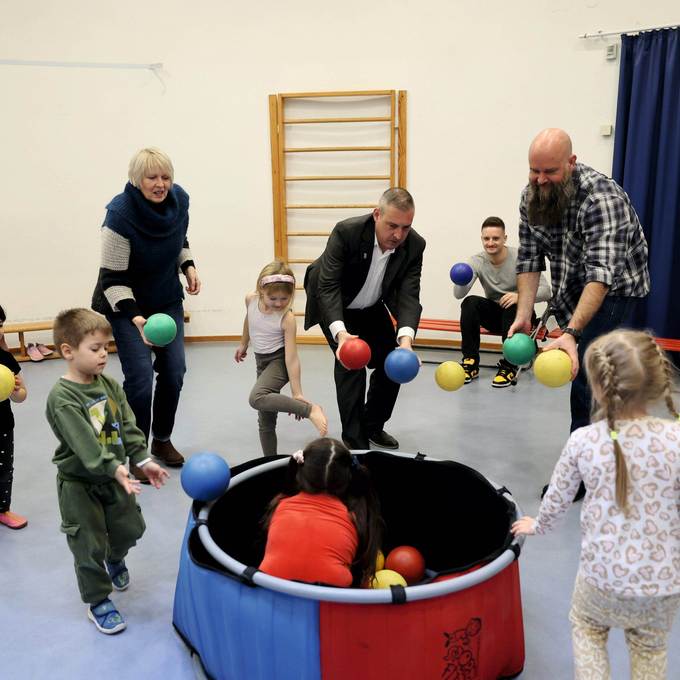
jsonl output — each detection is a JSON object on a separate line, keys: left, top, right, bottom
{"left": 612, "top": 28, "right": 680, "bottom": 339}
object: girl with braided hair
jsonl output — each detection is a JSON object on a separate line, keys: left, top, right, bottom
{"left": 513, "top": 329, "right": 680, "bottom": 678}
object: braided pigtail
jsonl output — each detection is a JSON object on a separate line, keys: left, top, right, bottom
{"left": 594, "top": 345, "right": 630, "bottom": 513}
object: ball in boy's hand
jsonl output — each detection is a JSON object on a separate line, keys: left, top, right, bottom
{"left": 384, "top": 348, "right": 420, "bottom": 384}
{"left": 371, "top": 569, "right": 407, "bottom": 589}
{"left": 180, "top": 452, "right": 231, "bottom": 501}
{"left": 338, "top": 338, "right": 371, "bottom": 370}
{"left": 385, "top": 546, "right": 426, "bottom": 584}
{"left": 144, "top": 313, "right": 177, "bottom": 346}
{"left": 449, "top": 262, "right": 473, "bottom": 285}
{"left": 0, "top": 365, "right": 15, "bottom": 402}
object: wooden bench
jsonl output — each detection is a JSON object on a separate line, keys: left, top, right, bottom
{"left": 4, "top": 312, "right": 191, "bottom": 362}
{"left": 416, "top": 317, "right": 680, "bottom": 353}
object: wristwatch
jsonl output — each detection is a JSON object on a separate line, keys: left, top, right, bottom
{"left": 562, "top": 327, "right": 582, "bottom": 342}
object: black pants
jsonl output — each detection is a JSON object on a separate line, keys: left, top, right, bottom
{"left": 322, "top": 303, "right": 400, "bottom": 449}
{"left": 0, "top": 430, "right": 14, "bottom": 512}
{"left": 460, "top": 296, "right": 520, "bottom": 363}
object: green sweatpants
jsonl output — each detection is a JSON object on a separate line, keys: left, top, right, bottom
{"left": 57, "top": 476, "right": 146, "bottom": 605}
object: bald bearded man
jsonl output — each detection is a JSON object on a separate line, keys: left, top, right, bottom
{"left": 508, "top": 129, "right": 650, "bottom": 496}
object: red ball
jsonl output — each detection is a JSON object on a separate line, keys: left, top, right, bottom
{"left": 385, "top": 545, "right": 426, "bottom": 585}
{"left": 338, "top": 338, "right": 372, "bottom": 370}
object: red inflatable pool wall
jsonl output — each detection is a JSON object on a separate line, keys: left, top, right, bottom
{"left": 319, "top": 561, "right": 524, "bottom": 680}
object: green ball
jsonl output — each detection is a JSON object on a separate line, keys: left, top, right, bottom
{"left": 144, "top": 313, "right": 177, "bottom": 347}
{"left": 502, "top": 333, "right": 536, "bottom": 366}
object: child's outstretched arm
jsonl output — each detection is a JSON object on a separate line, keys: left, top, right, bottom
{"left": 283, "top": 312, "right": 304, "bottom": 400}
{"left": 10, "top": 372, "right": 27, "bottom": 404}
{"left": 234, "top": 294, "right": 251, "bottom": 363}
{"left": 513, "top": 435, "right": 583, "bottom": 539}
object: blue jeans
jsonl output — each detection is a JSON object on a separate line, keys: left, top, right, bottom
{"left": 570, "top": 296, "right": 639, "bottom": 433}
{"left": 108, "top": 302, "right": 186, "bottom": 443}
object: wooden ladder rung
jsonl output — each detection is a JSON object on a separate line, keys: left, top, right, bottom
{"left": 284, "top": 116, "right": 391, "bottom": 124}
{"left": 285, "top": 175, "right": 389, "bottom": 182}
{"left": 285, "top": 146, "right": 391, "bottom": 153}
{"left": 286, "top": 204, "right": 376, "bottom": 209}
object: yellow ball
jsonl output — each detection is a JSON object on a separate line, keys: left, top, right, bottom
{"left": 376, "top": 549, "right": 385, "bottom": 572}
{"left": 434, "top": 361, "right": 466, "bottom": 391}
{"left": 0, "top": 365, "right": 15, "bottom": 402}
{"left": 534, "top": 349, "right": 572, "bottom": 388}
{"left": 371, "top": 569, "right": 407, "bottom": 589}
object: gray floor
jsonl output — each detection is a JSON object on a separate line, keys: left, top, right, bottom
{"left": 1, "top": 343, "right": 678, "bottom": 679}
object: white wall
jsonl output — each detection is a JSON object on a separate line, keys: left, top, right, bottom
{"left": 2, "top": 1, "right": 678, "bottom": 338}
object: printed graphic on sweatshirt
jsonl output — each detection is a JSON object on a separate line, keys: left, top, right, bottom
{"left": 86, "top": 395, "right": 122, "bottom": 447}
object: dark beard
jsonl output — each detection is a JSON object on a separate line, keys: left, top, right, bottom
{"left": 526, "top": 174, "right": 575, "bottom": 226}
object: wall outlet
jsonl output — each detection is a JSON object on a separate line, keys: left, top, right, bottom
{"left": 606, "top": 44, "right": 618, "bottom": 60}
{"left": 600, "top": 124, "right": 613, "bottom": 137}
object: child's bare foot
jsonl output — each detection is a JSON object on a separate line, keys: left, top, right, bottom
{"left": 309, "top": 404, "right": 328, "bottom": 436}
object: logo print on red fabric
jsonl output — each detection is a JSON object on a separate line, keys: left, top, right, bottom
{"left": 442, "top": 617, "right": 482, "bottom": 680}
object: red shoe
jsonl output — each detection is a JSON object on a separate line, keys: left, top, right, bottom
{"left": 0, "top": 510, "right": 28, "bottom": 530}
{"left": 26, "top": 343, "right": 44, "bottom": 362}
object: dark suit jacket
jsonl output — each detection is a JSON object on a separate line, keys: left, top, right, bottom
{"left": 304, "top": 213, "right": 426, "bottom": 333}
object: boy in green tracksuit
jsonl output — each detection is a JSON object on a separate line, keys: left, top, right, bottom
{"left": 46, "top": 308, "right": 169, "bottom": 634}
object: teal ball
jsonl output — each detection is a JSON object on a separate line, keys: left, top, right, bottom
{"left": 144, "top": 313, "right": 177, "bottom": 347}
{"left": 502, "top": 333, "right": 536, "bottom": 366}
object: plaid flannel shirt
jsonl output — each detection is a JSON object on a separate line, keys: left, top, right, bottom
{"left": 517, "top": 163, "right": 650, "bottom": 327}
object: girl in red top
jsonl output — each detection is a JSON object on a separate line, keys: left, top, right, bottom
{"left": 259, "top": 438, "right": 382, "bottom": 587}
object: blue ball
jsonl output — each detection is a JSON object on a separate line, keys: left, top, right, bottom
{"left": 180, "top": 452, "right": 231, "bottom": 501}
{"left": 450, "top": 262, "right": 473, "bottom": 285}
{"left": 384, "top": 348, "right": 420, "bottom": 384}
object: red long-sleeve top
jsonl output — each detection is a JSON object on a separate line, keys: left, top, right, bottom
{"left": 259, "top": 492, "right": 359, "bottom": 587}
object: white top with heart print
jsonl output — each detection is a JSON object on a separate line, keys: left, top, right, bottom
{"left": 536, "top": 416, "right": 680, "bottom": 597}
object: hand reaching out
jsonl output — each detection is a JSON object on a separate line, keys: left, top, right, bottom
{"left": 511, "top": 516, "right": 537, "bottom": 536}
{"left": 115, "top": 464, "right": 142, "bottom": 495}
{"left": 141, "top": 461, "right": 170, "bottom": 489}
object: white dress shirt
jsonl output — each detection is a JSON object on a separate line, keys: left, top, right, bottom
{"left": 329, "top": 237, "right": 415, "bottom": 342}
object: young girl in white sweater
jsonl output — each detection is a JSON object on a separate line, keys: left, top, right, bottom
{"left": 235, "top": 261, "right": 327, "bottom": 455}
{"left": 513, "top": 329, "right": 680, "bottom": 679}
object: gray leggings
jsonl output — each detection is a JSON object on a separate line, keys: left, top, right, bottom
{"left": 250, "top": 348, "right": 311, "bottom": 456}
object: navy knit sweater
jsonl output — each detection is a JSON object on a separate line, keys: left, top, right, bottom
{"left": 92, "top": 182, "right": 194, "bottom": 318}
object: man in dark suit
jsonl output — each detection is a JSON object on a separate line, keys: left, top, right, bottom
{"left": 304, "top": 187, "right": 426, "bottom": 450}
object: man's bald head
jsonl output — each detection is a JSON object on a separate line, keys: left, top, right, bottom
{"left": 528, "top": 128, "right": 577, "bottom": 188}
{"left": 526, "top": 129, "right": 577, "bottom": 225}
{"left": 529, "top": 128, "right": 573, "bottom": 160}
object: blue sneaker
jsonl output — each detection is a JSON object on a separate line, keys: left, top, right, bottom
{"left": 105, "top": 560, "right": 130, "bottom": 591}
{"left": 88, "top": 598, "right": 126, "bottom": 634}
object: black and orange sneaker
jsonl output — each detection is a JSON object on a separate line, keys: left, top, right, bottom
{"left": 492, "top": 361, "right": 516, "bottom": 388}
{"left": 461, "top": 357, "right": 479, "bottom": 384}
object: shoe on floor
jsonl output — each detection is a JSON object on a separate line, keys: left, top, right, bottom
{"left": 106, "top": 560, "right": 130, "bottom": 591}
{"left": 0, "top": 510, "right": 28, "bottom": 530}
{"left": 151, "top": 439, "right": 185, "bottom": 467}
{"left": 368, "top": 431, "right": 399, "bottom": 449}
{"left": 26, "top": 343, "right": 44, "bottom": 362}
{"left": 461, "top": 357, "right": 479, "bottom": 384}
{"left": 492, "top": 362, "right": 516, "bottom": 388}
{"left": 88, "top": 598, "right": 127, "bottom": 635}
{"left": 37, "top": 343, "right": 54, "bottom": 357}
{"left": 129, "top": 463, "right": 151, "bottom": 485}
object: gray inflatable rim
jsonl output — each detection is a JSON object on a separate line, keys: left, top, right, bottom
{"left": 196, "top": 450, "right": 525, "bottom": 604}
